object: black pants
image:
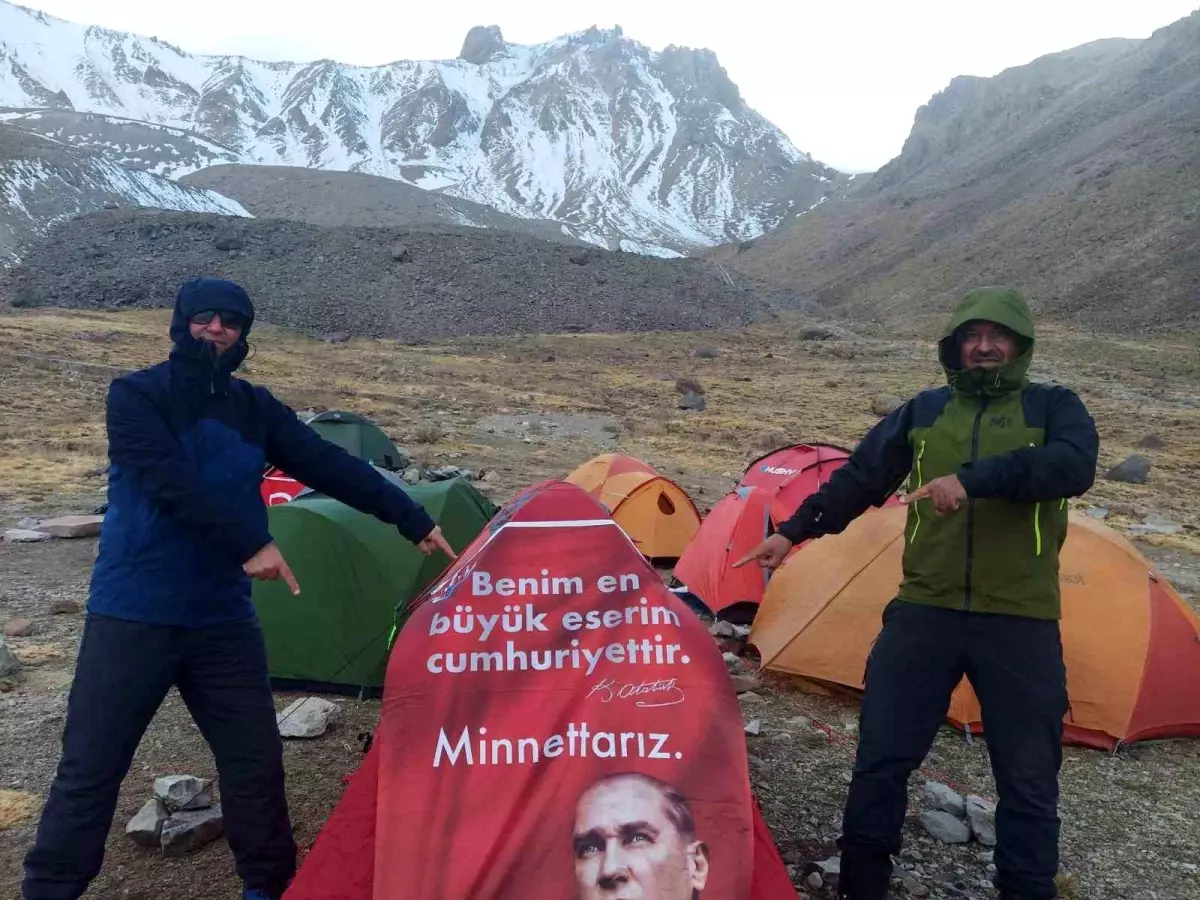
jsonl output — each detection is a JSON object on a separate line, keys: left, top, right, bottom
{"left": 838, "top": 599, "right": 1067, "bottom": 900}
{"left": 22, "top": 613, "right": 296, "bottom": 900}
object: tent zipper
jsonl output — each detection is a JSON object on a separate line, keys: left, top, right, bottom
{"left": 964, "top": 399, "right": 988, "bottom": 611}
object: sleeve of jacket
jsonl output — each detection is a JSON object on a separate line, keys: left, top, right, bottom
{"left": 106, "top": 377, "right": 273, "bottom": 563}
{"left": 776, "top": 401, "right": 915, "bottom": 544}
{"left": 260, "top": 391, "right": 436, "bottom": 544}
{"left": 957, "top": 387, "right": 1098, "bottom": 502}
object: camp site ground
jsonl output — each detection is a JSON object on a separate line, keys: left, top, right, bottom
{"left": 2, "top": 312, "right": 1199, "bottom": 900}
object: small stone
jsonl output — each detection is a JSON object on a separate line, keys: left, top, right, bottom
{"left": 918, "top": 809, "right": 971, "bottom": 844}
{"left": 986, "top": 865, "right": 997, "bottom": 876}
{"left": 1085, "top": 507, "right": 1109, "bottom": 519}
{"left": 49, "top": 600, "right": 81, "bottom": 615}
{"left": 482, "top": 470, "right": 500, "bottom": 483}
{"left": 0, "top": 638, "right": 19, "bottom": 677}
{"left": 694, "top": 348, "right": 719, "bottom": 359}
{"left": 390, "top": 242, "right": 411, "bottom": 262}
{"left": 731, "top": 624, "right": 751, "bottom": 640}
{"left": 738, "top": 691, "right": 765, "bottom": 704}
{"left": 16, "top": 517, "right": 40, "bottom": 530}
{"left": 965, "top": 795, "right": 996, "bottom": 847}
{"left": 678, "top": 391, "right": 706, "bottom": 412}
{"left": 923, "top": 781, "right": 966, "bottom": 818}
{"left": 323, "top": 332, "right": 351, "bottom": 344}
{"left": 126, "top": 799, "right": 169, "bottom": 848}
{"left": 744, "top": 718, "right": 761, "bottom": 736}
{"left": 34, "top": 516, "right": 103, "bottom": 539}
{"left": 1137, "top": 433, "right": 1164, "bottom": 449}
{"left": 4, "top": 529, "right": 53, "bottom": 543}
{"left": 805, "top": 872, "right": 823, "bottom": 890}
{"left": 674, "top": 377, "right": 705, "bottom": 396}
{"left": 402, "top": 466, "right": 424, "bottom": 484}
{"left": 814, "top": 856, "right": 841, "bottom": 877}
{"left": 213, "top": 236, "right": 243, "bottom": 251}
{"left": 977, "top": 851, "right": 994, "bottom": 864}
{"left": 872, "top": 395, "right": 904, "bottom": 417}
{"left": 154, "top": 775, "right": 214, "bottom": 812}
{"left": 160, "top": 804, "right": 225, "bottom": 856}
{"left": 277, "top": 697, "right": 340, "bottom": 738}
{"left": 722, "top": 652, "right": 744, "bottom": 673}
{"left": 784, "top": 715, "right": 811, "bottom": 729}
{"left": 729, "top": 673, "right": 759, "bottom": 694}
{"left": 3, "top": 619, "right": 33, "bottom": 638}
{"left": 901, "top": 872, "right": 930, "bottom": 897}
{"left": 710, "top": 621, "right": 736, "bottom": 638}
{"left": 1128, "top": 515, "right": 1183, "bottom": 536}
{"left": 1104, "top": 454, "right": 1151, "bottom": 484}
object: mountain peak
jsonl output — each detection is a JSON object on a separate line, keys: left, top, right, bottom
{"left": 459, "top": 25, "right": 506, "bottom": 64}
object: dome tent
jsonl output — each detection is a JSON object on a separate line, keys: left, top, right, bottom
{"left": 750, "top": 504, "right": 1200, "bottom": 749}
{"left": 252, "top": 477, "right": 496, "bottom": 694}
{"left": 564, "top": 453, "right": 701, "bottom": 560}
{"left": 307, "top": 409, "right": 407, "bottom": 470}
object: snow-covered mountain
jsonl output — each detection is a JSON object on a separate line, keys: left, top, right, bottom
{"left": 0, "top": 2, "right": 842, "bottom": 255}
{"left": 0, "top": 123, "right": 248, "bottom": 264}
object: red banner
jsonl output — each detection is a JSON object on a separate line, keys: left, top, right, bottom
{"left": 373, "top": 481, "right": 758, "bottom": 899}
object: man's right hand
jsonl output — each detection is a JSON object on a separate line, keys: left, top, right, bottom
{"left": 243, "top": 542, "right": 300, "bottom": 595}
{"left": 733, "top": 534, "right": 794, "bottom": 570}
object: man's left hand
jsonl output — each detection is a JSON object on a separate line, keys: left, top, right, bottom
{"left": 901, "top": 475, "right": 967, "bottom": 514}
{"left": 416, "top": 525, "right": 458, "bottom": 561}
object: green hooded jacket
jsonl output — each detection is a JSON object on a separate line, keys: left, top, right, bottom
{"left": 779, "top": 286, "right": 1100, "bottom": 620}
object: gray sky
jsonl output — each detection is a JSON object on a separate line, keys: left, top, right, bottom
{"left": 16, "top": 0, "right": 1200, "bottom": 172}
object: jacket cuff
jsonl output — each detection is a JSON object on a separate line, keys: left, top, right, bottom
{"left": 956, "top": 465, "right": 990, "bottom": 499}
{"left": 395, "top": 508, "right": 437, "bottom": 545}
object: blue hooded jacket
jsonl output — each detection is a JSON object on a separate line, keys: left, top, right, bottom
{"left": 88, "top": 278, "right": 437, "bottom": 627}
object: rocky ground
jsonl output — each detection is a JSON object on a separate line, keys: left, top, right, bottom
{"left": 0, "top": 209, "right": 817, "bottom": 341}
{"left": 0, "top": 309, "right": 1197, "bottom": 899}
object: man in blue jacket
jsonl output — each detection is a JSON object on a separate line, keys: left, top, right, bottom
{"left": 22, "top": 278, "right": 455, "bottom": 900}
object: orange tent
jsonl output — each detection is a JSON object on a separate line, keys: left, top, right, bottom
{"left": 750, "top": 504, "right": 1200, "bottom": 750}
{"left": 564, "top": 454, "right": 701, "bottom": 560}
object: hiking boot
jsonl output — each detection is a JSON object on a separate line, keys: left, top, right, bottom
{"left": 837, "top": 845, "right": 894, "bottom": 900}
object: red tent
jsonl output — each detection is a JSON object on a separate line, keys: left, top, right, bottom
{"left": 674, "top": 485, "right": 782, "bottom": 619}
{"left": 285, "top": 480, "right": 798, "bottom": 900}
{"left": 739, "top": 443, "right": 853, "bottom": 526}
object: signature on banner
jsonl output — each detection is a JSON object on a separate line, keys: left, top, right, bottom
{"left": 587, "top": 677, "right": 685, "bottom": 708}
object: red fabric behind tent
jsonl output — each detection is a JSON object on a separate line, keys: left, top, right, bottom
{"left": 261, "top": 467, "right": 305, "bottom": 506}
{"left": 286, "top": 480, "right": 798, "bottom": 900}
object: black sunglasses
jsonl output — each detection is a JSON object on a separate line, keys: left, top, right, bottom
{"left": 189, "top": 309, "right": 248, "bottom": 331}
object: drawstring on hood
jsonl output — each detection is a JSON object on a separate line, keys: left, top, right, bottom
{"left": 937, "top": 286, "right": 1035, "bottom": 397}
{"left": 168, "top": 278, "right": 255, "bottom": 398}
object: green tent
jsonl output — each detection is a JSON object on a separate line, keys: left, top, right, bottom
{"left": 252, "top": 477, "right": 496, "bottom": 694}
{"left": 307, "top": 410, "right": 406, "bottom": 470}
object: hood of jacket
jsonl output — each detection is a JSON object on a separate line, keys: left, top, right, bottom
{"left": 937, "top": 286, "right": 1035, "bottom": 397}
{"left": 168, "top": 278, "right": 255, "bottom": 396}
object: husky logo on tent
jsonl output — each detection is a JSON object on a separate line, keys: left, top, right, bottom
{"left": 759, "top": 465, "right": 798, "bottom": 476}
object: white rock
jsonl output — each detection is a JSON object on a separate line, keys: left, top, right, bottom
{"left": 814, "top": 856, "right": 841, "bottom": 877}
{"left": 709, "top": 620, "right": 736, "bottom": 638}
{"left": 966, "top": 795, "right": 997, "bottom": 847}
{"left": 0, "top": 637, "right": 19, "bottom": 677}
{"left": 126, "top": 799, "right": 169, "bottom": 847}
{"left": 737, "top": 691, "right": 765, "bottom": 704}
{"left": 923, "top": 780, "right": 966, "bottom": 818}
{"left": 919, "top": 809, "right": 971, "bottom": 844}
{"left": 722, "top": 652, "right": 743, "bottom": 672}
{"left": 34, "top": 515, "right": 104, "bottom": 538}
{"left": 154, "top": 775, "right": 213, "bottom": 812}
{"left": 277, "top": 697, "right": 340, "bottom": 738}
{"left": 160, "top": 804, "right": 225, "bottom": 856}
{"left": 744, "top": 718, "right": 761, "bottom": 736}
{"left": 4, "top": 529, "right": 53, "bottom": 543}
{"left": 805, "top": 872, "right": 823, "bottom": 890}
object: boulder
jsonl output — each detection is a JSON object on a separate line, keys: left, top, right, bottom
{"left": 674, "top": 377, "right": 705, "bottom": 396}
{"left": 49, "top": 600, "right": 81, "bottom": 615}
{"left": 126, "top": 799, "right": 169, "bottom": 848}
{"left": 918, "top": 809, "right": 971, "bottom": 844}
{"left": 1137, "top": 433, "right": 1164, "bottom": 449}
{"left": 160, "top": 805, "right": 225, "bottom": 856}
{"left": 871, "top": 395, "right": 904, "bottom": 417}
{"left": 34, "top": 516, "right": 103, "bottom": 539}
{"left": 4, "top": 530, "right": 52, "bottom": 543}
{"left": 0, "top": 637, "right": 18, "bottom": 677}
{"left": 966, "top": 795, "right": 997, "bottom": 847}
{"left": 729, "top": 675, "right": 759, "bottom": 694}
{"left": 277, "top": 697, "right": 340, "bottom": 738}
{"left": 154, "top": 775, "right": 214, "bottom": 812}
{"left": 922, "top": 781, "right": 966, "bottom": 818}
{"left": 3, "top": 619, "right": 33, "bottom": 638}
{"left": 678, "top": 391, "right": 706, "bottom": 412}
{"left": 1105, "top": 455, "right": 1151, "bottom": 484}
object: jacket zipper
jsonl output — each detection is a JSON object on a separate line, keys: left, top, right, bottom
{"left": 964, "top": 399, "right": 989, "bottom": 611}
{"left": 909, "top": 440, "right": 927, "bottom": 544}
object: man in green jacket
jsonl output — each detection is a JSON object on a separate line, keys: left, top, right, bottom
{"left": 739, "top": 287, "right": 1099, "bottom": 900}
